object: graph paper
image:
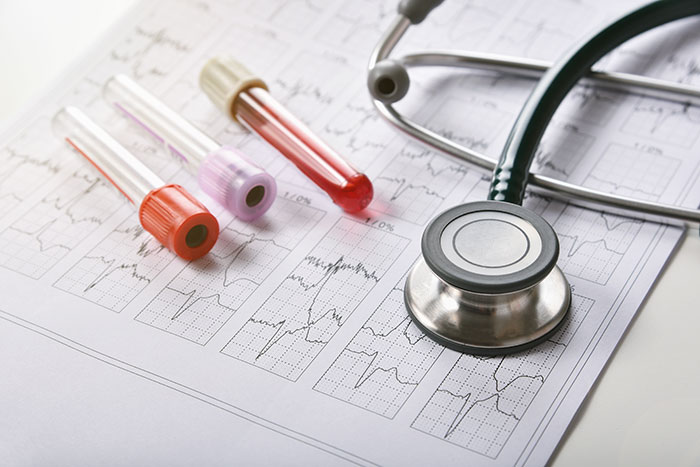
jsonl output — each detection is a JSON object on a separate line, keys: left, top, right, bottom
{"left": 2, "top": 0, "right": 700, "bottom": 465}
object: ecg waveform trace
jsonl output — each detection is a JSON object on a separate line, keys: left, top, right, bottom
{"left": 0, "top": 171, "right": 122, "bottom": 279}
{"left": 533, "top": 123, "right": 593, "bottom": 179}
{"left": 315, "top": 0, "right": 393, "bottom": 54}
{"left": 406, "top": 0, "right": 510, "bottom": 50}
{"left": 53, "top": 219, "right": 174, "bottom": 312}
{"left": 425, "top": 94, "right": 511, "bottom": 155}
{"left": 584, "top": 143, "right": 680, "bottom": 201}
{"left": 0, "top": 119, "right": 62, "bottom": 220}
{"left": 247, "top": 0, "right": 326, "bottom": 34}
{"left": 272, "top": 50, "right": 357, "bottom": 125}
{"left": 412, "top": 295, "right": 594, "bottom": 458}
{"left": 101, "top": 1, "right": 218, "bottom": 87}
{"left": 321, "top": 89, "right": 395, "bottom": 171}
{"left": 491, "top": 0, "right": 601, "bottom": 60}
{"left": 557, "top": 84, "right": 623, "bottom": 126}
{"left": 314, "top": 278, "right": 444, "bottom": 418}
{"left": 374, "top": 143, "right": 469, "bottom": 225}
{"left": 222, "top": 218, "right": 409, "bottom": 381}
{"left": 553, "top": 207, "right": 643, "bottom": 285}
{"left": 622, "top": 98, "right": 700, "bottom": 148}
{"left": 135, "top": 198, "right": 324, "bottom": 345}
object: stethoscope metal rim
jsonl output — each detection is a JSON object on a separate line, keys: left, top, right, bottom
{"left": 368, "top": 15, "right": 700, "bottom": 228}
{"left": 404, "top": 256, "right": 571, "bottom": 355}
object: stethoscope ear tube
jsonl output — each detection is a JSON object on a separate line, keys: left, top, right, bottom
{"left": 367, "top": 3, "right": 700, "bottom": 227}
{"left": 398, "top": 0, "right": 444, "bottom": 24}
{"left": 489, "top": 0, "right": 700, "bottom": 205}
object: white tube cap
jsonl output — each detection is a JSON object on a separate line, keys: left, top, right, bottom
{"left": 199, "top": 56, "right": 267, "bottom": 122}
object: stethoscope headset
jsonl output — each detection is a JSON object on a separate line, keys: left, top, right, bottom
{"left": 366, "top": 0, "right": 700, "bottom": 355}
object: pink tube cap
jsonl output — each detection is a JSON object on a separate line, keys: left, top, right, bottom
{"left": 197, "top": 146, "right": 276, "bottom": 221}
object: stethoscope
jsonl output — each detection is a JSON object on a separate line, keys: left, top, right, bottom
{"left": 366, "top": 0, "right": 700, "bottom": 355}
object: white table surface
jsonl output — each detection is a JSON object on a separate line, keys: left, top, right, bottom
{"left": 1, "top": 1, "right": 699, "bottom": 465}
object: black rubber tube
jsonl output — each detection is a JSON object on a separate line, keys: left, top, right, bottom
{"left": 488, "top": 0, "right": 700, "bottom": 204}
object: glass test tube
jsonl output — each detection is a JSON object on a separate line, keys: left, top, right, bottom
{"left": 103, "top": 74, "right": 276, "bottom": 221}
{"left": 200, "top": 56, "right": 374, "bottom": 213}
{"left": 52, "top": 106, "right": 219, "bottom": 261}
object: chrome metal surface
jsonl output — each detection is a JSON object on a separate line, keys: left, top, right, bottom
{"left": 400, "top": 51, "right": 700, "bottom": 101}
{"left": 367, "top": 22, "right": 700, "bottom": 227}
{"left": 404, "top": 258, "right": 570, "bottom": 353}
{"left": 368, "top": 15, "right": 411, "bottom": 69}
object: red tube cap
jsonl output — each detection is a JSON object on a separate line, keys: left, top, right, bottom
{"left": 139, "top": 184, "right": 219, "bottom": 260}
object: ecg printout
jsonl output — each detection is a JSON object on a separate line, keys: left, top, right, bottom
{"left": 2, "top": 0, "right": 700, "bottom": 465}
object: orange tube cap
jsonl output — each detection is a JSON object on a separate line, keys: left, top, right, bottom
{"left": 139, "top": 184, "right": 219, "bottom": 260}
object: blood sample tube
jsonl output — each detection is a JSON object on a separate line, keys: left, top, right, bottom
{"left": 199, "top": 56, "right": 373, "bottom": 213}
{"left": 52, "top": 106, "right": 219, "bottom": 261}
{"left": 103, "top": 74, "right": 276, "bottom": 221}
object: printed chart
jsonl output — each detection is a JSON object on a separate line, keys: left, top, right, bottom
{"left": 222, "top": 218, "right": 409, "bottom": 380}
{"left": 54, "top": 219, "right": 174, "bottom": 312}
{"left": 136, "top": 198, "right": 324, "bottom": 345}
{"left": 584, "top": 143, "right": 680, "bottom": 201}
{"left": 0, "top": 119, "right": 62, "bottom": 220}
{"left": 412, "top": 295, "right": 595, "bottom": 458}
{"left": 0, "top": 171, "right": 121, "bottom": 279}
{"left": 314, "top": 276, "right": 444, "bottom": 418}
{"left": 374, "top": 143, "right": 469, "bottom": 225}
{"left": 622, "top": 98, "right": 700, "bottom": 148}
{"left": 553, "top": 207, "right": 643, "bottom": 285}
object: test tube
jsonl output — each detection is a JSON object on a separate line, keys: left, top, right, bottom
{"left": 52, "top": 106, "right": 219, "bottom": 261}
{"left": 199, "top": 56, "right": 373, "bottom": 213}
{"left": 103, "top": 74, "right": 276, "bottom": 221}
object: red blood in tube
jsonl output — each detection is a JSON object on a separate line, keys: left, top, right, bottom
{"left": 236, "top": 87, "right": 373, "bottom": 213}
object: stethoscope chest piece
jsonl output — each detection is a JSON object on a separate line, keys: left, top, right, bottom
{"left": 405, "top": 201, "right": 571, "bottom": 355}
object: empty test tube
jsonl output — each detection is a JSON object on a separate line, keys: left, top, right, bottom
{"left": 103, "top": 74, "right": 276, "bottom": 221}
{"left": 52, "top": 106, "right": 219, "bottom": 261}
{"left": 200, "top": 56, "right": 373, "bottom": 213}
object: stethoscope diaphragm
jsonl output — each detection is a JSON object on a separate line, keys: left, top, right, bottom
{"left": 405, "top": 201, "right": 570, "bottom": 354}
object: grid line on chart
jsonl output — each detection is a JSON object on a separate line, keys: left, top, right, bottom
{"left": 0, "top": 171, "right": 122, "bottom": 279}
{"left": 221, "top": 217, "right": 410, "bottom": 381}
{"left": 270, "top": 49, "right": 357, "bottom": 125}
{"left": 102, "top": 1, "right": 218, "bottom": 86}
{"left": 425, "top": 95, "right": 511, "bottom": 157}
{"left": 533, "top": 124, "right": 593, "bottom": 180}
{"left": 321, "top": 88, "right": 396, "bottom": 171}
{"left": 553, "top": 206, "right": 643, "bottom": 285}
{"left": 557, "top": 84, "right": 621, "bottom": 126}
{"left": 53, "top": 218, "right": 175, "bottom": 312}
{"left": 583, "top": 143, "right": 680, "bottom": 201}
{"left": 314, "top": 0, "right": 393, "bottom": 54}
{"left": 491, "top": 0, "right": 599, "bottom": 60}
{"left": 0, "top": 118, "right": 62, "bottom": 220}
{"left": 246, "top": 0, "right": 326, "bottom": 35}
{"left": 622, "top": 97, "right": 700, "bottom": 148}
{"left": 135, "top": 198, "right": 325, "bottom": 345}
{"left": 314, "top": 274, "right": 444, "bottom": 419}
{"left": 374, "top": 143, "right": 469, "bottom": 225}
{"left": 412, "top": 295, "right": 595, "bottom": 458}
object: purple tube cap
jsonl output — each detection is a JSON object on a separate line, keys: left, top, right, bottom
{"left": 198, "top": 146, "right": 276, "bottom": 221}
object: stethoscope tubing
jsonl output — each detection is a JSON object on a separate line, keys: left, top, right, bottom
{"left": 369, "top": 15, "right": 700, "bottom": 228}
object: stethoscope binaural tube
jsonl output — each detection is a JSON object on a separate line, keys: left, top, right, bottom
{"left": 491, "top": 0, "right": 700, "bottom": 204}
{"left": 368, "top": 2, "right": 700, "bottom": 228}
{"left": 368, "top": 0, "right": 700, "bottom": 355}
